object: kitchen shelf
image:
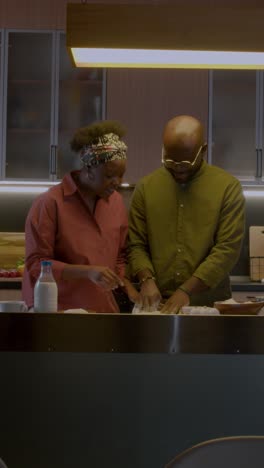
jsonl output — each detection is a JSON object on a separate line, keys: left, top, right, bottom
{"left": 9, "top": 80, "right": 50, "bottom": 85}
{"left": 59, "top": 80, "right": 102, "bottom": 85}
{"left": 7, "top": 129, "right": 49, "bottom": 133}
{"left": 0, "top": 277, "right": 22, "bottom": 282}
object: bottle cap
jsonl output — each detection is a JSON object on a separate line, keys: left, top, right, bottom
{"left": 41, "top": 260, "right": 52, "bottom": 266}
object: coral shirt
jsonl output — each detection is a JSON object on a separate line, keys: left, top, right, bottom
{"left": 22, "top": 171, "right": 128, "bottom": 313}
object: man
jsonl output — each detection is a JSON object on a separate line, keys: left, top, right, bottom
{"left": 128, "top": 115, "right": 245, "bottom": 313}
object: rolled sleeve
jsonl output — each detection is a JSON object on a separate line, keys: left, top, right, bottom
{"left": 128, "top": 183, "right": 156, "bottom": 277}
{"left": 25, "top": 194, "right": 67, "bottom": 284}
{"left": 193, "top": 179, "right": 245, "bottom": 288}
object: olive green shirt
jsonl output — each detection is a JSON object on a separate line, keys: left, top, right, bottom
{"left": 128, "top": 161, "right": 245, "bottom": 306}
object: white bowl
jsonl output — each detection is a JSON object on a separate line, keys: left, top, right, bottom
{"left": 0, "top": 301, "right": 27, "bottom": 312}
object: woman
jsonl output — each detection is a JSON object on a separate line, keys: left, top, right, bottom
{"left": 22, "top": 120, "right": 139, "bottom": 312}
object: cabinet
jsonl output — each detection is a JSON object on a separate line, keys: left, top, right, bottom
{"left": 0, "top": 30, "right": 4, "bottom": 162}
{"left": 209, "top": 70, "right": 264, "bottom": 182}
{"left": 0, "top": 30, "right": 104, "bottom": 181}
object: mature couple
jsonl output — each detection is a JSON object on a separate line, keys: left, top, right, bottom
{"left": 22, "top": 115, "right": 245, "bottom": 314}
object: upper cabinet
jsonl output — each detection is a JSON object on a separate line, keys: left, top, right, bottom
{"left": 56, "top": 34, "right": 105, "bottom": 178}
{"left": 5, "top": 32, "right": 53, "bottom": 179}
{"left": 0, "top": 30, "right": 104, "bottom": 181}
{"left": 0, "top": 30, "right": 4, "bottom": 164}
{"left": 209, "top": 70, "right": 264, "bottom": 182}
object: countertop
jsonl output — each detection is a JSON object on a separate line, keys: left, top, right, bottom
{"left": 1, "top": 312, "right": 264, "bottom": 353}
{"left": 230, "top": 275, "right": 264, "bottom": 291}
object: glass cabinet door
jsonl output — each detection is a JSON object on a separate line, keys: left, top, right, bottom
{"left": 5, "top": 31, "right": 53, "bottom": 179}
{"left": 211, "top": 70, "right": 257, "bottom": 180}
{"left": 56, "top": 33, "right": 104, "bottom": 179}
{"left": 0, "top": 30, "right": 3, "bottom": 178}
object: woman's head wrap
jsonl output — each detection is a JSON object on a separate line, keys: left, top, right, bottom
{"left": 80, "top": 132, "right": 127, "bottom": 168}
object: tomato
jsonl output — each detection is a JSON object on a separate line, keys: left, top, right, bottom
{"left": 0, "top": 269, "right": 21, "bottom": 278}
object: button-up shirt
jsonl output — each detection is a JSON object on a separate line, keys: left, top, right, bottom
{"left": 128, "top": 161, "right": 245, "bottom": 306}
{"left": 22, "top": 171, "right": 128, "bottom": 312}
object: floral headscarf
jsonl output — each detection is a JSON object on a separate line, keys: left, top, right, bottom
{"left": 80, "top": 132, "right": 127, "bottom": 168}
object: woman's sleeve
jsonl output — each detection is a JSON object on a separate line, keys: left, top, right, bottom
{"left": 25, "top": 193, "right": 66, "bottom": 283}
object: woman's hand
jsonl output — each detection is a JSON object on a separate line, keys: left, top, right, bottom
{"left": 122, "top": 278, "right": 140, "bottom": 303}
{"left": 86, "top": 266, "right": 124, "bottom": 290}
{"left": 62, "top": 264, "right": 124, "bottom": 290}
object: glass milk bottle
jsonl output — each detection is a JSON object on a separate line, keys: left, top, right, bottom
{"left": 34, "top": 260, "right": 58, "bottom": 312}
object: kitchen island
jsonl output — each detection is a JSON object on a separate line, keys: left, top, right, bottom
{"left": 1, "top": 313, "right": 264, "bottom": 468}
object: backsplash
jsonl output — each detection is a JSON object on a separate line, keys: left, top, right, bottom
{"left": 0, "top": 185, "right": 262, "bottom": 277}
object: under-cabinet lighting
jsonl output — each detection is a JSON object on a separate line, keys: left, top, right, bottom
{"left": 0, "top": 185, "right": 51, "bottom": 194}
{"left": 243, "top": 190, "right": 264, "bottom": 198}
{"left": 1, "top": 186, "right": 264, "bottom": 196}
{"left": 0, "top": 182, "right": 58, "bottom": 194}
{"left": 0, "top": 181, "right": 58, "bottom": 186}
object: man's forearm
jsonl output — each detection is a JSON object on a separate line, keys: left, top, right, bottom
{"left": 179, "top": 276, "right": 208, "bottom": 296}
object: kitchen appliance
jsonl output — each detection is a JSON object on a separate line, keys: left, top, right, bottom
{"left": 249, "top": 226, "right": 264, "bottom": 281}
{"left": 0, "top": 232, "right": 25, "bottom": 269}
{"left": 0, "top": 301, "right": 27, "bottom": 312}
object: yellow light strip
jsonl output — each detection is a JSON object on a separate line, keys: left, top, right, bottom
{"left": 71, "top": 48, "right": 264, "bottom": 69}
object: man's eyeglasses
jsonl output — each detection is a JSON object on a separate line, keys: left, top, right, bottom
{"left": 162, "top": 144, "right": 206, "bottom": 170}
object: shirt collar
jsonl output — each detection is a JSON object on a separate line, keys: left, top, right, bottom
{"left": 62, "top": 171, "right": 80, "bottom": 197}
{"left": 162, "top": 159, "right": 207, "bottom": 185}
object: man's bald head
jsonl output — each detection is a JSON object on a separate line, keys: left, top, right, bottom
{"left": 163, "top": 115, "right": 204, "bottom": 162}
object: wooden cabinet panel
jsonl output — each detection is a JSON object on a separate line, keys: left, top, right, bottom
{"left": 0, "top": 0, "right": 100, "bottom": 29}
{"left": 107, "top": 69, "right": 208, "bottom": 183}
{"left": 0, "top": 288, "right": 21, "bottom": 300}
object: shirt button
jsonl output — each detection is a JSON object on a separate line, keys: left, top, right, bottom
{"left": 176, "top": 272, "right": 180, "bottom": 276}
{"left": 180, "top": 204, "right": 184, "bottom": 207}
{"left": 178, "top": 248, "right": 181, "bottom": 253}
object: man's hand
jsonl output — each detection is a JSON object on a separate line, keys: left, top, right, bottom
{"left": 136, "top": 279, "right": 162, "bottom": 311}
{"left": 161, "top": 288, "right": 190, "bottom": 314}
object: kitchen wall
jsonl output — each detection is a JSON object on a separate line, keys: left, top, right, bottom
{"left": 0, "top": 1, "right": 209, "bottom": 184}
{"left": 0, "top": 0, "right": 263, "bottom": 277}
{"left": 106, "top": 68, "right": 208, "bottom": 183}
{"left": 0, "top": 187, "right": 260, "bottom": 277}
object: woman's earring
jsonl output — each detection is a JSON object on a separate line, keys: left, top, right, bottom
{"left": 87, "top": 167, "right": 94, "bottom": 181}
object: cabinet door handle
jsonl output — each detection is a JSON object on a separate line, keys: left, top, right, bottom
{"left": 256, "top": 148, "right": 262, "bottom": 178}
{"left": 49, "top": 145, "right": 57, "bottom": 177}
{"left": 259, "top": 148, "right": 263, "bottom": 178}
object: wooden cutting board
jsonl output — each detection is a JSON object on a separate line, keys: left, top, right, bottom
{"left": 249, "top": 226, "right": 264, "bottom": 281}
{"left": 0, "top": 232, "right": 25, "bottom": 269}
